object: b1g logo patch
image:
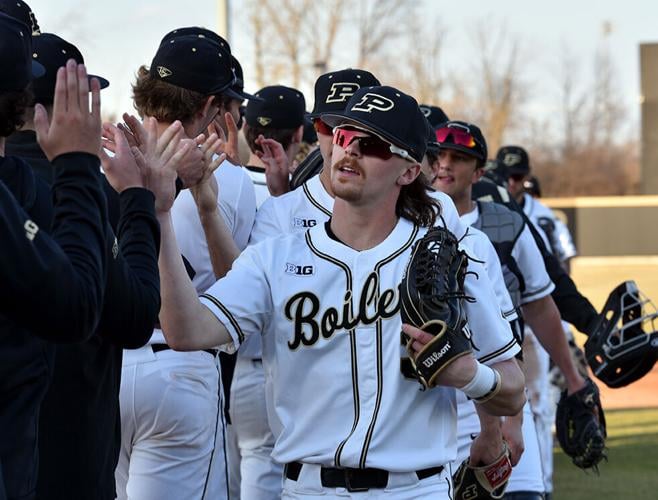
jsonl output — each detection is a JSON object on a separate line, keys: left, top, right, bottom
{"left": 292, "top": 217, "right": 317, "bottom": 229}
{"left": 351, "top": 93, "right": 394, "bottom": 113}
{"left": 325, "top": 82, "right": 360, "bottom": 104}
{"left": 285, "top": 263, "right": 314, "bottom": 276}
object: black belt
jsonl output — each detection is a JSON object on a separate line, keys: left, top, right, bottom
{"left": 151, "top": 343, "right": 218, "bottom": 358}
{"left": 285, "top": 462, "right": 444, "bottom": 492}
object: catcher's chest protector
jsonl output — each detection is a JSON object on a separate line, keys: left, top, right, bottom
{"left": 473, "top": 201, "right": 526, "bottom": 308}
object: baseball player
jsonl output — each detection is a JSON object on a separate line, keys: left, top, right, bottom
{"left": 156, "top": 85, "right": 525, "bottom": 499}
{"left": 242, "top": 85, "right": 307, "bottom": 206}
{"left": 434, "top": 123, "right": 587, "bottom": 499}
{"left": 114, "top": 31, "right": 256, "bottom": 500}
{"left": 497, "top": 144, "right": 578, "bottom": 498}
{"left": 0, "top": 15, "right": 109, "bottom": 499}
{"left": 225, "top": 85, "right": 307, "bottom": 499}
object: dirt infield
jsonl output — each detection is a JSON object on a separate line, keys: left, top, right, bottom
{"left": 571, "top": 257, "right": 658, "bottom": 409}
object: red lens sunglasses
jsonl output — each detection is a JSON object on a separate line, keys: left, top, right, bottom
{"left": 332, "top": 127, "right": 412, "bottom": 161}
{"left": 435, "top": 126, "right": 477, "bottom": 149}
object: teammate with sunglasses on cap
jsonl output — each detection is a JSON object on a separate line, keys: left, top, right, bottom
{"left": 433, "top": 120, "right": 590, "bottom": 500}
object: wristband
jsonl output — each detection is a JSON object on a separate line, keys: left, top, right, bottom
{"left": 459, "top": 362, "right": 501, "bottom": 403}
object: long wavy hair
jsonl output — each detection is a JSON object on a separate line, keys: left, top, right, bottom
{"left": 396, "top": 172, "right": 440, "bottom": 227}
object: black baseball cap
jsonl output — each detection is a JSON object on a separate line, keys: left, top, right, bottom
{"left": 0, "top": 0, "right": 39, "bottom": 34}
{"left": 31, "top": 33, "right": 109, "bottom": 105}
{"left": 245, "top": 86, "right": 306, "bottom": 129}
{"left": 230, "top": 55, "right": 261, "bottom": 101}
{"left": 419, "top": 104, "right": 449, "bottom": 129}
{"left": 159, "top": 27, "right": 258, "bottom": 101}
{"left": 309, "top": 68, "right": 380, "bottom": 118}
{"left": 150, "top": 34, "right": 235, "bottom": 96}
{"left": 322, "top": 85, "right": 429, "bottom": 163}
{"left": 425, "top": 117, "right": 440, "bottom": 154}
{"left": 434, "top": 120, "right": 488, "bottom": 162}
{"left": 496, "top": 145, "right": 530, "bottom": 176}
{"left": 0, "top": 12, "right": 44, "bottom": 92}
{"left": 160, "top": 26, "right": 231, "bottom": 53}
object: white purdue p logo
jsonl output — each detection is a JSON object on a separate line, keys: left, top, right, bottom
{"left": 325, "top": 82, "right": 360, "bottom": 104}
{"left": 350, "top": 93, "right": 394, "bottom": 114}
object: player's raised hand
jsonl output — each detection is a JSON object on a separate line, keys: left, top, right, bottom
{"left": 35, "top": 59, "right": 102, "bottom": 161}
{"left": 132, "top": 117, "right": 189, "bottom": 213}
{"left": 101, "top": 113, "right": 150, "bottom": 155}
{"left": 256, "top": 135, "right": 290, "bottom": 197}
{"left": 100, "top": 123, "right": 146, "bottom": 193}
{"left": 209, "top": 111, "right": 240, "bottom": 165}
{"left": 189, "top": 133, "right": 226, "bottom": 215}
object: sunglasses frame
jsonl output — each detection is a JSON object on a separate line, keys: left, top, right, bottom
{"left": 333, "top": 124, "right": 414, "bottom": 162}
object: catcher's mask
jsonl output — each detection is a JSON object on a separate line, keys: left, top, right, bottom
{"left": 585, "top": 280, "right": 658, "bottom": 388}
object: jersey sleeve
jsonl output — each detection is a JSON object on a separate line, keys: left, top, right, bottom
{"left": 462, "top": 257, "right": 521, "bottom": 366}
{"left": 513, "top": 226, "right": 555, "bottom": 304}
{"left": 249, "top": 195, "right": 285, "bottom": 245}
{"left": 199, "top": 243, "right": 273, "bottom": 351}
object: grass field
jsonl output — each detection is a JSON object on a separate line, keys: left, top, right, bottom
{"left": 553, "top": 407, "right": 658, "bottom": 499}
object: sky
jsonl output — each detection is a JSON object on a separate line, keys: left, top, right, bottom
{"left": 27, "top": 0, "right": 658, "bottom": 140}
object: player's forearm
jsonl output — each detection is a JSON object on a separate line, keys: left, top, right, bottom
{"left": 475, "top": 404, "right": 503, "bottom": 440}
{"left": 198, "top": 207, "right": 239, "bottom": 279}
{"left": 157, "top": 211, "right": 230, "bottom": 350}
{"left": 522, "top": 295, "right": 585, "bottom": 394}
{"left": 478, "top": 358, "right": 526, "bottom": 416}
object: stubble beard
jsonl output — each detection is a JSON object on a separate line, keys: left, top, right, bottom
{"left": 331, "top": 157, "right": 365, "bottom": 203}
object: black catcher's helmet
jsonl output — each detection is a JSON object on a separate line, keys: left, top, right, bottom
{"left": 585, "top": 281, "right": 658, "bottom": 388}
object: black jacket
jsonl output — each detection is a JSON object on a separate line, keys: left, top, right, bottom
{"left": 0, "top": 152, "right": 108, "bottom": 500}
{"left": 1, "top": 138, "right": 161, "bottom": 500}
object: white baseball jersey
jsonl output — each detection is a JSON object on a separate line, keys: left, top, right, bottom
{"left": 245, "top": 175, "right": 484, "bottom": 359}
{"left": 244, "top": 165, "right": 270, "bottom": 208}
{"left": 461, "top": 205, "right": 555, "bottom": 305}
{"left": 200, "top": 217, "right": 520, "bottom": 470}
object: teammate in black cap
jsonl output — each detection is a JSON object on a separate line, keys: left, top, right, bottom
{"left": 243, "top": 85, "right": 306, "bottom": 204}
{"left": 1, "top": 30, "right": 183, "bottom": 500}
{"left": 113, "top": 29, "right": 256, "bottom": 500}
{"left": 291, "top": 68, "right": 380, "bottom": 189}
{"left": 0, "top": 12, "right": 108, "bottom": 500}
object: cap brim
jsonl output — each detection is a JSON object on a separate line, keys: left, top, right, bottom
{"left": 322, "top": 112, "right": 418, "bottom": 160}
{"left": 89, "top": 74, "right": 110, "bottom": 90}
{"left": 31, "top": 60, "right": 46, "bottom": 79}
{"left": 224, "top": 86, "right": 263, "bottom": 101}
{"left": 507, "top": 166, "right": 529, "bottom": 176}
